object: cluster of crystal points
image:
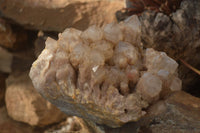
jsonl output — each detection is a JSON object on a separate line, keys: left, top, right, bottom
{"left": 29, "top": 15, "right": 182, "bottom": 127}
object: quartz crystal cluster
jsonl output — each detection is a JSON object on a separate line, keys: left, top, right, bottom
{"left": 29, "top": 15, "right": 182, "bottom": 127}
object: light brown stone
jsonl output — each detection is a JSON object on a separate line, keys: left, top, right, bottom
{"left": 0, "top": 0, "right": 124, "bottom": 31}
{"left": 5, "top": 72, "right": 67, "bottom": 126}
{"left": 0, "top": 106, "right": 37, "bottom": 133}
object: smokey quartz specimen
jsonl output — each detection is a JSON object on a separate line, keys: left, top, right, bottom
{"left": 29, "top": 16, "right": 181, "bottom": 127}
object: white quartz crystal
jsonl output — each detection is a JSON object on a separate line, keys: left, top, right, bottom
{"left": 136, "top": 72, "right": 163, "bottom": 103}
{"left": 81, "top": 25, "right": 103, "bottom": 42}
{"left": 145, "top": 48, "right": 178, "bottom": 75}
{"left": 30, "top": 15, "right": 182, "bottom": 128}
{"left": 103, "top": 22, "right": 124, "bottom": 44}
{"left": 121, "top": 15, "right": 141, "bottom": 44}
{"left": 114, "top": 41, "right": 139, "bottom": 68}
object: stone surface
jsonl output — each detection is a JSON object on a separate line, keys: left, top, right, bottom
{"left": 30, "top": 15, "right": 181, "bottom": 127}
{"left": 0, "top": 47, "right": 13, "bottom": 73}
{"left": 0, "top": 18, "right": 28, "bottom": 49}
{"left": 0, "top": 18, "right": 16, "bottom": 48}
{"left": 142, "top": 91, "right": 200, "bottom": 133}
{"left": 103, "top": 91, "right": 200, "bottom": 133}
{"left": 0, "top": 0, "right": 124, "bottom": 31}
{"left": 0, "top": 106, "right": 38, "bottom": 133}
{"left": 138, "top": 0, "right": 200, "bottom": 90}
{"left": 5, "top": 72, "right": 66, "bottom": 126}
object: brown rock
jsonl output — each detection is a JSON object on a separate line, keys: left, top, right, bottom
{"left": 0, "top": 0, "right": 123, "bottom": 31}
{"left": 0, "top": 106, "right": 37, "bottom": 133}
{"left": 0, "top": 18, "right": 15, "bottom": 49}
{"left": 0, "top": 47, "right": 12, "bottom": 73}
{"left": 0, "top": 18, "right": 28, "bottom": 49}
{"left": 5, "top": 72, "right": 66, "bottom": 126}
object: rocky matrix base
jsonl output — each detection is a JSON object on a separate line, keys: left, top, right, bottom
{"left": 29, "top": 15, "right": 181, "bottom": 128}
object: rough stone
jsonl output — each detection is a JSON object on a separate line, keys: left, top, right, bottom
{"left": 5, "top": 72, "right": 66, "bottom": 126}
{"left": 138, "top": 0, "right": 200, "bottom": 90}
{"left": 0, "top": 18, "right": 28, "bottom": 49}
{"left": 0, "top": 47, "right": 12, "bottom": 73}
{"left": 0, "top": 0, "right": 124, "bottom": 31}
{"left": 30, "top": 15, "right": 181, "bottom": 128}
{"left": 0, "top": 18, "right": 16, "bottom": 49}
{"left": 142, "top": 91, "right": 200, "bottom": 133}
{"left": 0, "top": 106, "right": 37, "bottom": 133}
{"left": 102, "top": 91, "right": 200, "bottom": 133}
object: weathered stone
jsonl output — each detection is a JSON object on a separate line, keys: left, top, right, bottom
{"left": 141, "top": 91, "right": 200, "bottom": 133}
{"left": 0, "top": 18, "right": 15, "bottom": 48}
{"left": 0, "top": 18, "right": 28, "bottom": 49}
{"left": 101, "top": 91, "right": 200, "bottom": 133}
{"left": 5, "top": 72, "right": 66, "bottom": 126}
{"left": 138, "top": 0, "right": 200, "bottom": 90}
{"left": 29, "top": 16, "right": 181, "bottom": 127}
{"left": 0, "top": 106, "right": 37, "bottom": 133}
{"left": 0, "top": 0, "right": 123, "bottom": 31}
{"left": 0, "top": 47, "right": 12, "bottom": 73}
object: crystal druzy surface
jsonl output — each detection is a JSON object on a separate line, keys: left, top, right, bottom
{"left": 30, "top": 16, "right": 181, "bottom": 127}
